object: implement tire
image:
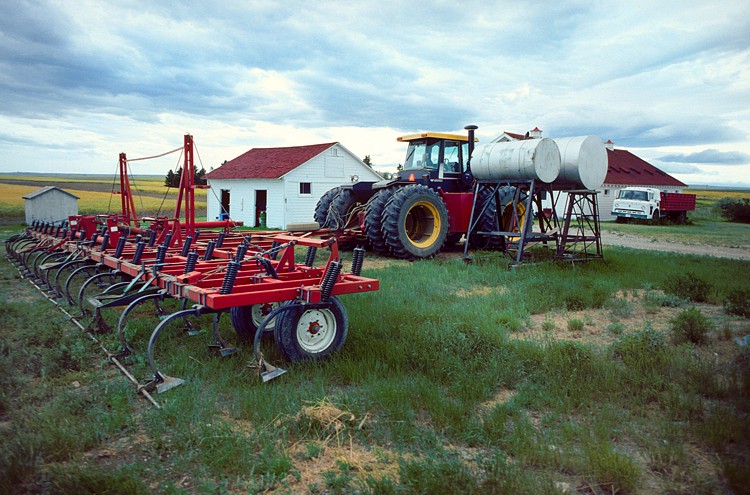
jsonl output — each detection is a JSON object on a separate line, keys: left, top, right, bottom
{"left": 382, "top": 184, "right": 449, "bottom": 259}
{"left": 314, "top": 187, "right": 342, "bottom": 228}
{"left": 364, "top": 188, "right": 395, "bottom": 255}
{"left": 230, "top": 303, "right": 279, "bottom": 342}
{"left": 274, "top": 297, "right": 348, "bottom": 362}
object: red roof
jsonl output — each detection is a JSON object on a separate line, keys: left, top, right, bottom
{"left": 502, "top": 131, "right": 531, "bottom": 140}
{"left": 206, "top": 142, "right": 336, "bottom": 180}
{"left": 605, "top": 148, "right": 687, "bottom": 187}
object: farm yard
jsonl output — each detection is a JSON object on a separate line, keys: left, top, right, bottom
{"left": 1, "top": 178, "right": 749, "bottom": 494}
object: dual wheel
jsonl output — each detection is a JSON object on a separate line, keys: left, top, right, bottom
{"left": 230, "top": 296, "right": 348, "bottom": 362}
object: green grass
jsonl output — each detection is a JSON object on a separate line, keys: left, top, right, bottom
{"left": 1, "top": 228, "right": 749, "bottom": 493}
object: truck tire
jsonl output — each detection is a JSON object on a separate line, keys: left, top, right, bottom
{"left": 382, "top": 185, "right": 449, "bottom": 259}
{"left": 230, "top": 303, "right": 279, "bottom": 342}
{"left": 273, "top": 296, "right": 348, "bottom": 362}
{"left": 364, "top": 188, "right": 395, "bottom": 254}
{"left": 614, "top": 216, "right": 627, "bottom": 224}
{"left": 651, "top": 209, "right": 660, "bottom": 225}
{"left": 314, "top": 187, "right": 342, "bottom": 228}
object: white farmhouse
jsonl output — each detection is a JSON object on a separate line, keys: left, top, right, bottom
{"left": 205, "top": 142, "right": 381, "bottom": 229}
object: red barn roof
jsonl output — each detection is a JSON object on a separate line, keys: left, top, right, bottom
{"left": 206, "top": 143, "right": 336, "bottom": 180}
{"left": 605, "top": 148, "right": 687, "bottom": 187}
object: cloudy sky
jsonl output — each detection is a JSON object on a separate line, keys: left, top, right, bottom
{"left": 1, "top": 0, "right": 749, "bottom": 186}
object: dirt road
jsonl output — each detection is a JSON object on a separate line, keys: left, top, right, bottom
{"left": 601, "top": 230, "right": 750, "bottom": 261}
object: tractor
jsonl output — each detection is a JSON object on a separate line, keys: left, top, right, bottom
{"left": 314, "top": 125, "right": 520, "bottom": 259}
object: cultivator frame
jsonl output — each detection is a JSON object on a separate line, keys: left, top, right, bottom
{"left": 5, "top": 135, "right": 379, "bottom": 406}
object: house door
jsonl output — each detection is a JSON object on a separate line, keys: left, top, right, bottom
{"left": 220, "top": 189, "right": 230, "bottom": 220}
{"left": 255, "top": 190, "right": 267, "bottom": 227}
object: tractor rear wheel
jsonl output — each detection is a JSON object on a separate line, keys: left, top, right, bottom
{"left": 382, "top": 185, "right": 449, "bottom": 259}
{"left": 314, "top": 187, "right": 342, "bottom": 227}
{"left": 230, "top": 303, "right": 280, "bottom": 342}
{"left": 274, "top": 296, "right": 348, "bottom": 362}
{"left": 364, "top": 188, "right": 395, "bottom": 254}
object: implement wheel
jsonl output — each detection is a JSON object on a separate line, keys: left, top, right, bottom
{"left": 274, "top": 297, "right": 348, "bottom": 362}
{"left": 230, "top": 303, "right": 280, "bottom": 342}
{"left": 382, "top": 185, "right": 449, "bottom": 259}
{"left": 364, "top": 188, "right": 395, "bottom": 254}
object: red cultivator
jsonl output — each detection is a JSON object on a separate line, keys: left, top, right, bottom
{"left": 5, "top": 135, "right": 379, "bottom": 405}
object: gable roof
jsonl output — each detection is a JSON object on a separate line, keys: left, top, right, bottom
{"left": 206, "top": 142, "right": 336, "bottom": 180}
{"left": 604, "top": 148, "right": 687, "bottom": 187}
{"left": 22, "top": 186, "right": 80, "bottom": 200}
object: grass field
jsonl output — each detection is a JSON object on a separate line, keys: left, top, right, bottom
{"left": 1, "top": 229, "right": 749, "bottom": 494}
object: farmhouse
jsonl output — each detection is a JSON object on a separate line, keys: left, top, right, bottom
{"left": 22, "top": 186, "right": 79, "bottom": 225}
{"left": 205, "top": 142, "right": 381, "bottom": 229}
{"left": 495, "top": 129, "right": 687, "bottom": 221}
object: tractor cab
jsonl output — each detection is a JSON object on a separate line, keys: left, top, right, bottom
{"left": 396, "top": 132, "right": 474, "bottom": 191}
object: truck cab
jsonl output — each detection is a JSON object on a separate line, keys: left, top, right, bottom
{"left": 611, "top": 187, "right": 661, "bottom": 222}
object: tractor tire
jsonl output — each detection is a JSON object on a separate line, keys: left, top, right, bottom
{"left": 382, "top": 184, "right": 449, "bottom": 259}
{"left": 273, "top": 296, "right": 348, "bottom": 362}
{"left": 230, "top": 303, "right": 280, "bottom": 342}
{"left": 314, "top": 187, "right": 342, "bottom": 228}
{"left": 469, "top": 186, "right": 514, "bottom": 250}
{"left": 364, "top": 188, "right": 395, "bottom": 255}
{"left": 325, "top": 189, "right": 359, "bottom": 230}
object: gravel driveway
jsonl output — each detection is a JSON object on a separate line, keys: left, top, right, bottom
{"left": 601, "top": 230, "right": 750, "bottom": 261}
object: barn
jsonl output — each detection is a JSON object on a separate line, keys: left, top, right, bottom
{"left": 205, "top": 142, "right": 381, "bottom": 229}
{"left": 22, "top": 186, "right": 79, "bottom": 226}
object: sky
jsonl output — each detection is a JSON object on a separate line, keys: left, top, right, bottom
{"left": 1, "top": 0, "right": 749, "bottom": 187}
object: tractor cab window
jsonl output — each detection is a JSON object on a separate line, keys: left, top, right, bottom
{"left": 443, "top": 140, "right": 463, "bottom": 174}
{"left": 403, "top": 140, "right": 440, "bottom": 171}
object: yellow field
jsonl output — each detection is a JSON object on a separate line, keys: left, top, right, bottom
{"left": 0, "top": 182, "right": 206, "bottom": 219}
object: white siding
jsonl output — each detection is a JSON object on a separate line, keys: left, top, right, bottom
{"left": 208, "top": 143, "right": 382, "bottom": 229}
{"left": 24, "top": 190, "right": 78, "bottom": 225}
{"left": 597, "top": 184, "right": 687, "bottom": 221}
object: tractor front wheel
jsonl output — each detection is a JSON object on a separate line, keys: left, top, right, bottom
{"left": 273, "top": 297, "right": 348, "bottom": 362}
{"left": 382, "top": 185, "right": 449, "bottom": 259}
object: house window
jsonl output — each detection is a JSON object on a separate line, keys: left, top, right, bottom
{"left": 331, "top": 148, "right": 338, "bottom": 157}
{"left": 299, "top": 182, "right": 312, "bottom": 195}
{"left": 603, "top": 189, "right": 610, "bottom": 196}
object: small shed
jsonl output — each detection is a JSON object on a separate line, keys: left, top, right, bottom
{"left": 22, "top": 186, "right": 79, "bottom": 225}
{"left": 205, "top": 142, "right": 381, "bottom": 229}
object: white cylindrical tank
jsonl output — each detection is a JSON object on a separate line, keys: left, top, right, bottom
{"left": 470, "top": 138, "right": 560, "bottom": 183}
{"left": 552, "top": 135, "right": 608, "bottom": 190}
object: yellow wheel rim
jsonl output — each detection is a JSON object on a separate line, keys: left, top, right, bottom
{"left": 404, "top": 200, "right": 441, "bottom": 248}
{"left": 502, "top": 202, "right": 526, "bottom": 241}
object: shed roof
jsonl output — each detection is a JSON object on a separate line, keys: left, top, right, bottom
{"left": 605, "top": 149, "right": 687, "bottom": 187}
{"left": 22, "top": 186, "right": 80, "bottom": 200}
{"left": 206, "top": 143, "right": 337, "bottom": 180}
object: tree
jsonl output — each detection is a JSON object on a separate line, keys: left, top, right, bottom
{"left": 164, "top": 169, "right": 176, "bottom": 187}
{"left": 164, "top": 166, "right": 207, "bottom": 187}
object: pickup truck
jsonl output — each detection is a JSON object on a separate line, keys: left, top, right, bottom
{"left": 611, "top": 187, "right": 696, "bottom": 224}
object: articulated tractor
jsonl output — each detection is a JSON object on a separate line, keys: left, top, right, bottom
{"left": 315, "top": 126, "right": 609, "bottom": 260}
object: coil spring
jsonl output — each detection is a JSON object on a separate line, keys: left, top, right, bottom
{"left": 100, "top": 233, "right": 110, "bottom": 252}
{"left": 114, "top": 234, "right": 127, "bottom": 258}
{"left": 147, "top": 229, "right": 157, "bottom": 247}
{"left": 70, "top": 228, "right": 78, "bottom": 240}
{"left": 60, "top": 229, "right": 68, "bottom": 240}
{"left": 90, "top": 233, "right": 98, "bottom": 246}
{"left": 216, "top": 231, "right": 226, "bottom": 248}
{"left": 193, "top": 230, "right": 200, "bottom": 241}
{"left": 351, "top": 246, "right": 365, "bottom": 276}
{"left": 122, "top": 226, "right": 130, "bottom": 237}
{"left": 258, "top": 257, "right": 279, "bottom": 279}
{"left": 132, "top": 241, "right": 146, "bottom": 264}
{"left": 181, "top": 235, "right": 193, "bottom": 257}
{"left": 163, "top": 232, "right": 173, "bottom": 248}
{"left": 42, "top": 223, "right": 49, "bottom": 234}
{"left": 54, "top": 226, "right": 61, "bottom": 237}
{"left": 155, "top": 244, "right": 168, "bottom": 264}
{"left": 203, "top": 239, "right": 215, "bottom": 260}
{"left": 100, "top": 225, "right": 108, "bottom": 236}
{"left": 320, "top": 261, "right": 342, "bottom": 302}
{"left": 235, "top": 243, "right": 248, "bottom": 262}
{"left": 269, "top": 241, "right": 280, "bottom": 260}
{"left": 31, "top": 220, "right": 37, "bottom": 230}
{"left": 304, "top": 246, "right": 317, "bottom": 267}
{"left": 135, "top": 234, "right": 142, "bottom": 244}
{"left": 220, "top": 260, "right": 240, "bottom": 294}
{"left": 184, "top": 250, "right": 199, "bottom": 274}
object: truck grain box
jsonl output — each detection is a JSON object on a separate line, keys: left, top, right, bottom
{"left": 611, "top": 187, "right": 696, "bottom": 224}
